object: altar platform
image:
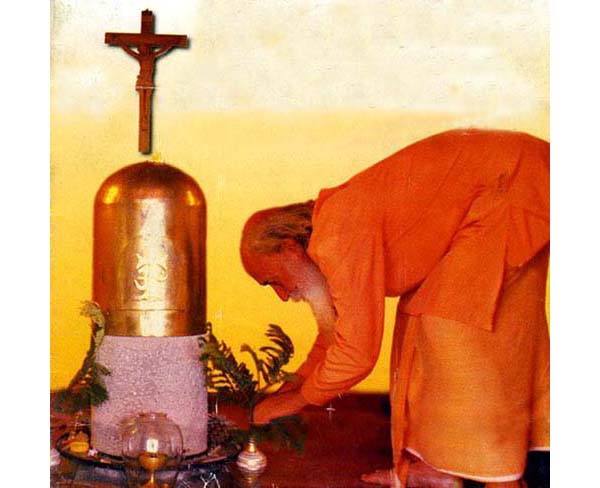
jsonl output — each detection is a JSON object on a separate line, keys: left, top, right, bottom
{"left": 51, "top": 393, "right": 549, "bottom": 487}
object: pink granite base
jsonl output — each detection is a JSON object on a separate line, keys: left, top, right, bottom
{"left": 91, "top": 335, "right": 207, "bottom": 456}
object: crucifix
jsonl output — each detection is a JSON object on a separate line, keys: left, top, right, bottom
{"left": 105, "top": 10, "right": 188, "bottom": 154}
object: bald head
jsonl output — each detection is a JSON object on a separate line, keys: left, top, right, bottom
{"left": 240, "top": 200, "right": 315, "bottom": 262}
{"left": 240, "top": 200, "right": 324, "bottom": 302}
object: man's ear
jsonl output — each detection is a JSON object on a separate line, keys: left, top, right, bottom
{"left": 280, "top": 238, "right": 305, "bottom": 258}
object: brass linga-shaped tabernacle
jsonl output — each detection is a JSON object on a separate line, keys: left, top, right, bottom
{"left": 93, "top": 161, "right": 206, "bottom": 337}
{"left": 139, "top": 451, "right": 168, "bottom": 488}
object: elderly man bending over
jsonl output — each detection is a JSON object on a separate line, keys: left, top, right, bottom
{"left": 240, "top": 129, "right": 549, "bottom": 488}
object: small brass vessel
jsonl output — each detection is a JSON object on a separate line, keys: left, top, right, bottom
{"left": 236, "top": 437, "right": 267, "bottom": 478}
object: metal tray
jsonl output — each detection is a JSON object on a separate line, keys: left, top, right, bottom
{"left": 56, "top": 433, "right": 241, "bottom": 471}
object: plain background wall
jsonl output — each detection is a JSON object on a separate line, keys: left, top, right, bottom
{"left": 50, "top": 0, "right": 549, "bottom": 392}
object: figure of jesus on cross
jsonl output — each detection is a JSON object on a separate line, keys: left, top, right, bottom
{"left": 105, "top": 10, "right": 188, "bottom": 154}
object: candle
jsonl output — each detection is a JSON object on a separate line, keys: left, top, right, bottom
{"left": 146, "top": 438, "right": 159, "bottom": 453}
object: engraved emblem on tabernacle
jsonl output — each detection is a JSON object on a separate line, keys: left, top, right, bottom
{"left": 133, "top": 200, "right": 169, "bottom": 302}
{"left": 134, "top": 250, "right": 168, "bottom": 301}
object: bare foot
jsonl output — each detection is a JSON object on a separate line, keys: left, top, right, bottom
{"left": 483, "top": 482, "right": 526, "bottom": 488}
{"left": 361, "top": 461, "right": 463, "bottom": 487}
{"left": 361, "top": 469, "right": 394, "bottom": 485}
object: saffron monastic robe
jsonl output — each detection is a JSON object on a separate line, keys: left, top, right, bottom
{"left": 296, "top": 129, "right": 550, "bottom": 482}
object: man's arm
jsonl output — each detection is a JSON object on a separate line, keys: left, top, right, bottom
{"left": 295, "top": 329, "right": 334, "bottom": 379}
{"left": 298, "top": 213, "right": 387, "bottom": 406}
{"left": 273, "top": 328, "right": 334, "bottom": 394}
{"left": 255, "top": 223, "right": 386, "bottom": 422}
{"left": 253, "top": 389, "right": 309, "bottom": 423}
{"left": 254, "top": 334, "right": 331, "bottom": 421}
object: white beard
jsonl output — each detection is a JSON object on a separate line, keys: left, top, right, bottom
{"left": 298, "top": 280, "right": 338, "bottom": 339}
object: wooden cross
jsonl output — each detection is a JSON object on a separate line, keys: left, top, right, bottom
{"left": 105, "top": 10, "right": 188, "bottom": 154}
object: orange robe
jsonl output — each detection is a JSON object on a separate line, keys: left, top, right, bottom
{"left": 297, "top": 129, "right": 550, "bottom": 482}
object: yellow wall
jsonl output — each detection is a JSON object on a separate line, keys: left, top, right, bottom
{"left": 51, "top": 0, "right": 549, "bottom": 392}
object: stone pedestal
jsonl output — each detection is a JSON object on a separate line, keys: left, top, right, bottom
{"left": 91, "top": 335, "right": 207, "bottom": 456}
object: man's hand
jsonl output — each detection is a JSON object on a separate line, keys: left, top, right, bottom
{"left": 253, "top": 390, "right": 309, "bottom": 425}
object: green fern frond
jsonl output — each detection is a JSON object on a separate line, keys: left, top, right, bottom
{"left": 53, "top": 302, "right": 111, "bottom": 414}
{"left": 249, "top": 415, "right": 308, "bottom": 452}
{"left": 258, "top": 324, "right": 295, "bottom": 384}
{"left": 199, "top": 328, "right": 257, "bottom": 408}
{"left": 241, "top": 344, "right": 268, "bottom": 387}
{"left": 199, "top": 322, "right": 306, "bottom": 451}
{"left": 81, "top": 301, "right": 106, "bottom": 328}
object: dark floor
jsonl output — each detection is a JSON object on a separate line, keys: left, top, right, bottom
{"left": 51, "top": 393, "right": 549, "bottom": 487}
{"left": 256, "top": 394, "right": 395, "bottom": 487}
{"left": 252, "top": 395, "right": 549, "bottom": 488}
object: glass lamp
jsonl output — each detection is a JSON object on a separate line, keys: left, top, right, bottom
{"left": 121, "top": 412, "right": 183, "bottom": 488}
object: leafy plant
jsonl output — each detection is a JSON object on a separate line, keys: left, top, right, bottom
{"left": 200, "top": 323, "right": 307, "bottom": 451}
{"left": 54, "top": 302, "right": 112, "bottom": 413}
